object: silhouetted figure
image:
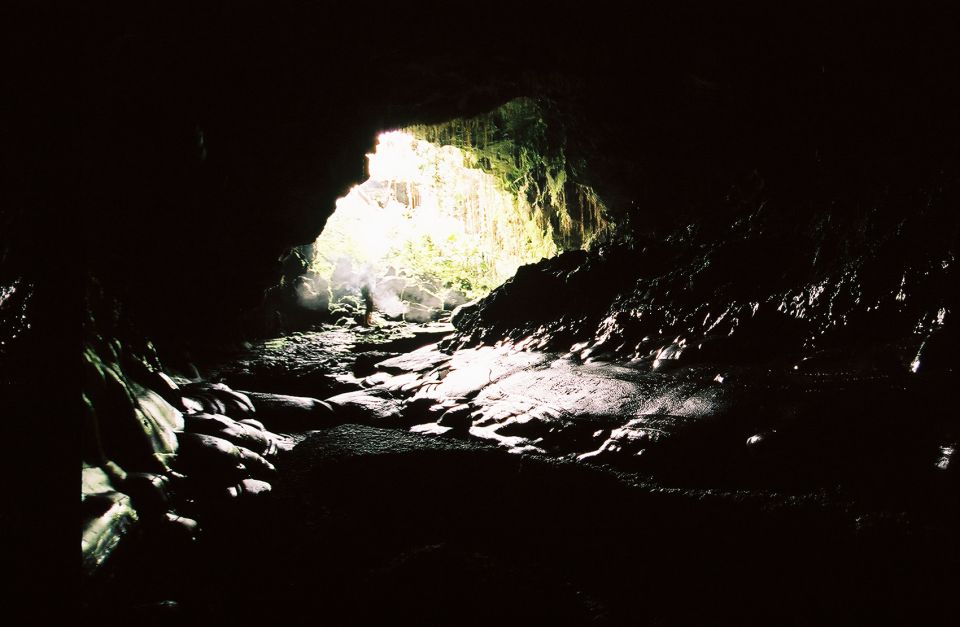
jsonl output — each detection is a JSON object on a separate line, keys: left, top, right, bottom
{"left": 360, "top": 283, "right": 375, "bottom": 327}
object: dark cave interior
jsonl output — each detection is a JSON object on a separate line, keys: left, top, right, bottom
{"left": 60, "top": 3, "right": 960, "bottom": 343}
{"left": 4, "top": 3, "right": 960, "bottom": 625}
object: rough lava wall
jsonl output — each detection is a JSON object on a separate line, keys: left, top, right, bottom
{"left": 448, "top": 176, "right": 959, "bottom": 375}
{"left": 6, "top": 4, "right": 954, "bottom": 621}
{"left": 42, "top": 4, "right": 953, "bottom": 351}
{"left": 5, "top": 6, "right": 960, "bottom": 447}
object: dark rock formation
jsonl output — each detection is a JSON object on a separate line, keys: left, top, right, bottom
{"left": 12, "top": 4, "right": 952, "bottom": 347}
{"left": 7, "top": 4, "right": 960, "bottom": 623}
{"left": 82, "top": 424, "right": 960, "bottom": 626}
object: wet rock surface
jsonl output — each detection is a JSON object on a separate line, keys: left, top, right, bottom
{"left": 329, "top": 340, "right": 958, "bottom": 508}
{"left": 199, "top": 321, "right": 454, "bottom": 399}
{"left": 82, "top": 318, "right": 960, "bottom": 625}
{"left": 36, "top": 6, "right": 960, "bottom": 623}
{"left": 444, "top": 222, "right": 958, "bottom": 378}
{"left": 72, "top": 22, "right": 959, "bottom": 613}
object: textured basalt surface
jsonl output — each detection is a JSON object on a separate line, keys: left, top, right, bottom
{"left": 7, "top": 4, "right": 960, "bottom": 624}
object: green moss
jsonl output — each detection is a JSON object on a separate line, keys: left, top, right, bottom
{"left": 309, "top": 99, "right": 611, "bottom": 304}
{"left": 83, "top": 344, "right": 180, "bottom": 473}
{"left": 406, "top": 97, "right": 611, "bottom": 252}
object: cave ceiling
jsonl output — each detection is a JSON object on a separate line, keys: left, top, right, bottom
{"left": 6, "top": 4, "right": 960, "bottom": 340}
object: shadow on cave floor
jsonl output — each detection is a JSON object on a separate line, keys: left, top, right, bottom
{"left": 84, "top": 324, "right": 960, "bottom": 626}
{"left": 84, "top": 426, "right": 957, "bottom": 627}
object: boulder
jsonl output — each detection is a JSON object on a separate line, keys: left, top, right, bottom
{"left": 436, "top": 404, "right": 474, "bottom": 431}
{"left": 184, "top": 412, "right": 278, "bottom": 457}
{"left": 228, "top": 478, "right": 273, "bottom": 499}
{"left": 442, "top": 289, "right": 469, "bottom": 309}
{"left": 403, "top": 301, "right": 440, "bottom": 323}
{"left": 239, "top": 391, "right": 338, "bottom": 432}
{"left": 326, "top": 390, "right": 403, "bottom": 426}
{"left": 181, "top": 382, "right": 256, "bottom": 418}
{"left": 296, "top": 274, "right": 331, "bottom": 312}
{"left": 450, "top": 299, "right": 481, "bottom": 329}
{"left": 402, "top": 284, "right": 443, "bottom": 310}
{"left": 175, "top": 433, "right": 246, "bottom": 480}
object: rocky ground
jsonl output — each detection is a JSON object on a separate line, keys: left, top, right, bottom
{"left": 81, "top": 320, "right": 959, "bottom": 626}
{"left": 65, "top": 8, "right": 960, "bottom": 624}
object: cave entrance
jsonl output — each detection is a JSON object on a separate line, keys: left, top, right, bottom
{"left": 288, "top": 97, "right": 611, "bottom": 328}
{"left": 299, "top": 129, "right": 559, "bottom": 324}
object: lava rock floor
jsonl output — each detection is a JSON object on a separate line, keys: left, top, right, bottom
{"left": 83, "top": 324, "right": 960, "bottom": 626}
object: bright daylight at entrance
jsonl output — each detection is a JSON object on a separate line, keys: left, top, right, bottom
{"left": 298, "top": 130, "right": 558, "bottom": 323}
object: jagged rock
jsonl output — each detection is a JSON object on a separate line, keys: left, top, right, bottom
{"left": 462, "top": 396, "right": 612, "bottom": 454}
{"left": 450, "top": 299, "right": 480, "bottom": 329}
{"left": 372, "top": 372, "right": 421, "bottom": 392}
{"left": 178, "top": 395, "right": 205, "bottom": 413}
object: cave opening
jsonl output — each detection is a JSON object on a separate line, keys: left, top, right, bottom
{"left": 300, "top": 129, "right": 557, "bottom": 324}
{"left": 279, "top": 97, "right": 610, "bottom": 331}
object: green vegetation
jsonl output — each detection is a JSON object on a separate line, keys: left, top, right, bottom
{"left": 394, "top": 232, "right": 494, "bottom": 299}
{"left": 407, "top": 97, "right": 611, "bottom": 251}
{"left": 308, "top": 98, "right": 610, "bottom": 305}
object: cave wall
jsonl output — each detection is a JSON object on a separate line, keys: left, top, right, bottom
{"left": 9, "top": 4, "right": 960, "bottom": 351}
{"left": 4, "top": 4, "right": 959, "bottom": 611}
